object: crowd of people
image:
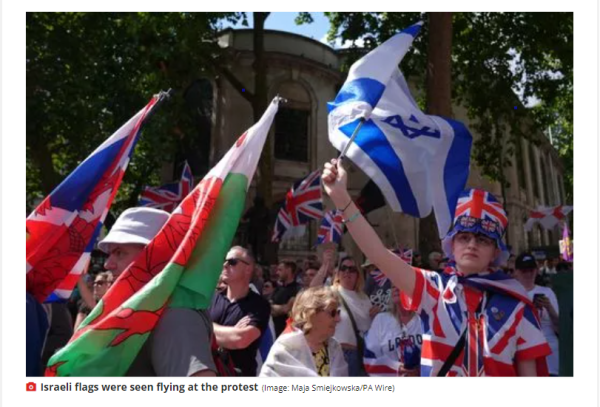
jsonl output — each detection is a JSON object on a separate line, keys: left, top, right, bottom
{"left": 27, "top": 161, "right": 571, "bottom": 378}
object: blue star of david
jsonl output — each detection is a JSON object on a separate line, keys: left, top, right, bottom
{"left": 381, "top": 114, "right": 441, "bottom": 139}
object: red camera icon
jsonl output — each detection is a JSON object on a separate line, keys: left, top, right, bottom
{"left": 26, "top": 382, "right": 37, "bottom": 391}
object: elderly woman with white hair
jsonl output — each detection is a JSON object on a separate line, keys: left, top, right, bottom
{"left": 259, "top": 286, "right": 348, "bottom": 377}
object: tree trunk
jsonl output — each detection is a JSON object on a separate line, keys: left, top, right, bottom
{"left": 28, "top": 140, "right": 62, "bottom": 195}
{"left": 252, "top": 12, "right": 279, "bottom": 264}
{"left": 252, "top": 12, "right": 272, "bottom": 208}
{"left": 419, "top": 12, "right": 453, "bottom": 259}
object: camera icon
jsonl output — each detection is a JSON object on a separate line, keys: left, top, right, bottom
{"left": 26, "top": 382, "right": 36, "bottom": 391}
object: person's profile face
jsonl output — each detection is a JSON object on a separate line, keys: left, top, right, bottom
{"left": 93, "top": 277, "right": 112, "bottom": 298}
{"left": 262, "top": 281, "right": 274, "bottom": 296}
{"left": 103, "top": 243, "right": 145, "bottom": 277}
{"left": 309, "top": 303, "right": 340, "bottom": 340}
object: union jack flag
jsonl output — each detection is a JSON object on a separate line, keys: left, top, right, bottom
{"left": 272, "top": 170, "right": 323, "bottom": 242}
{"left": 454, "top": 189, "right": 508, "bottom": 232}
{"left": 400, "top": 267, "right": 551, "bottom": 376}
{"left": 370, "top": 269, "right": 389, "bottom": 287}
{"left": 317, "top": 210, "right": 344, "bottom": 245}
{"left": 139, "top": 161, "right": 194, "bottom": 212}
{"left": 26, "top": 94, "right": 164, "bottom": 303}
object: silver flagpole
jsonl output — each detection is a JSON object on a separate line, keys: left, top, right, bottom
{"left": 337, "top": 117, "right": 366, "bottom": 161}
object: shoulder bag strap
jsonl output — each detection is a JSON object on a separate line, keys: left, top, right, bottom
{"left": 437, "top": 291, "right": 492, "bottom": 377}
{"left": 337, "top": 291, "right": 362, "bottom": 347}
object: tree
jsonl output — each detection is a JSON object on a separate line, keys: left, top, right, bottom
{"left": 419, "top": 12, "right": 453, "bottom": 256}
{"left": 214, "top": 13, "right": 274, "bottom": 207}
{"left": 309, "top": 12, "right": 573, "bottom": 248}
{"left": 26, "top": 12, "right": 243, "bottom": 212}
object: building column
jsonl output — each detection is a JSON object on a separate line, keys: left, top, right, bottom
{"left": 532, "top": 146, "right": 550, "bottom": 246}
{"left": 522, "top": 139, "right": 535, "bottom": 207}
{"left": 505, "top": 149, "right": 521, "bottom": 254}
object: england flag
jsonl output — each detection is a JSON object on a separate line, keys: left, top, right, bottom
{"left": 328, "top": 22, "right": 472, "bottom": 238}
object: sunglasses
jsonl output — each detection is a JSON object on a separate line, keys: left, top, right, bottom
{"left": 94, "top": 281, "right": 110, "bottom": 287}
{"left": 339, "top": 265, "right": 358, "bottom": 273}
{"left": 225, "top": 258, "right": 250, "bottom": 267}
{"left": 322, "top": 308, "right": 341, "bottom": 318}
{"left": 454, "top": 232, "right": 496, "bottom": 247}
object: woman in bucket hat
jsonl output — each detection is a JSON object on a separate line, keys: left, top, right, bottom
{"left": 322, "top": 159, "right": 551, "bottom": 376}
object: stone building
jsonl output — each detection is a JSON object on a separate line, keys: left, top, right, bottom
{"left": 169, "top": 28, "right": 568, "bottom": 262}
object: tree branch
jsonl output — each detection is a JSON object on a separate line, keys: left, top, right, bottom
{"left": 217, "top": 65, "right": 255, "bottom": 105}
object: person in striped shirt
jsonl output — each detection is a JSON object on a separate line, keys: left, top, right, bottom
{"left": 322, "top": 159, "right": 551, "bottom": 376}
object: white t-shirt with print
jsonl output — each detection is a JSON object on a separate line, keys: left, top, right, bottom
{"left": 527, "top": 285, "right": 560, "bottom": 375}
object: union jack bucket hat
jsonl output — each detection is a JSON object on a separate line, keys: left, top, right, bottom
{"left": 441, "top": 189, "right": 509, "bottom": 267}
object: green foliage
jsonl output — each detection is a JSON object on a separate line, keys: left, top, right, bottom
{"left": 26, "top": 12, "right": 243, "bottom": 212}
{"left": 307, "top": 12, "right": 573, "bottom": 203}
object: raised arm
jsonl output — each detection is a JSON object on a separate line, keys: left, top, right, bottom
{"left": 310, "top": 248, "right": 335, "bottom": 287}
{"left": 322, "top": 159, "right": 415, "bottom": 295}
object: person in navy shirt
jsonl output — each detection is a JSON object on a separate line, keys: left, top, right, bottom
{"left": 209, "top": 246, "right": 271, "bottom": 376}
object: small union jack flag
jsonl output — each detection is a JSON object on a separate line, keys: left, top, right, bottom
{"left": 317, "top": 210, "right": 344, "bottom": 245}
{"left": 272, "top": 170, "right": 323, "bottom": 242}
{"left": 139, "top": 161, "right": 194, "bottom": 212}
{"left": 454, "top": 189, "right": 508, "bottom": 232}
{"left": 370, "top": 269, "right": 389, "bottom": 287}
{"left": 400, "top": 249, "right": 413, "bottom": 265}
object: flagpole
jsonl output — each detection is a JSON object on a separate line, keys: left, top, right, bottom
{"left": 338, "top": 117, "right": 366, "bottom": 161}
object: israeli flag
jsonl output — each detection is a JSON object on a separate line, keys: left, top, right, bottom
{"left": 328, "top": 22, "right": 472, "bottom": 238}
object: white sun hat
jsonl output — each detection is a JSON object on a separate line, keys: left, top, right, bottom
{"left": 97, "top": 207, "right": 169, "bottom": 253}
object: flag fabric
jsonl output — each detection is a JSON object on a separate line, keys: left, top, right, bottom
{"left": 272, "top": 170, "right": 323, "bottom": 242}
{"left": 328, "top": 21, "right": 472, "bottom": 239}
{"left": 317, "top": 210, "right": 344, "bottom": 245}
{"left": 369, "top": 269, "right": 389, "bottom": 288}
{"left": 26, "top": 95, "right": 162, "bottom": 303}
{"left": 454, "top": 189, "right": 509, "bottom": 232}
{"left": 400, "top": 266, "right": 551, "bottom": 376}
{"left": 559, "top": 222, "right": 573, "bottom": 262}
{"left": 400, "top": 249, "right": 413, "bottom": 265}
{"left": 139, "top": 161, "right": 194, "bottom": 212}
{"left": 45, "top": 98, "right": 280, "bottom": 377}
{"left": 524, "top": 205, "right": 573, "bottom": 232}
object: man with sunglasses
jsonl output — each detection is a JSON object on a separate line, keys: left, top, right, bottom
{"left": 271, "top": 261, "right": 301, "bottom": 336}
{"left": 208, "top": 246, "right": 271, "bottom": 376}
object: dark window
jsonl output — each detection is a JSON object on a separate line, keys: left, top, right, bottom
{"left": 274, "top": 108, "right": 309, "bottom": 162}
{"left": 557, "top": 174, "right": 565, "bottom": 203}
{"left": 515, "top": 140, "right": 527, "bottom": 191}
{"left": 540, "top": 156, "right": 549, "bottom": 204}
{"left": 528, "top": 144, "right": 539, "bottom": 199}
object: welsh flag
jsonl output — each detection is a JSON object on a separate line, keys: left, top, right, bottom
{"left": 46, "top": 98, "right": 280, "bottom": 376}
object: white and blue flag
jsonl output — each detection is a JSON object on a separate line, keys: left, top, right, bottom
{"left": 328, "top": 22, "right": 472, "bottom": 238}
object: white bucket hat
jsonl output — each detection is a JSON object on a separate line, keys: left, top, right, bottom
{"left": 98, "top": 207, "right": 169, "bottom": 253}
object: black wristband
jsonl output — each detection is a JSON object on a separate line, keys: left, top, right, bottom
{"left": 341, "top": 199, "right": 353, "bottom": 212}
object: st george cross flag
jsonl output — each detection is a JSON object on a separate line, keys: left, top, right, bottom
{"left": 139, "top": 161, "right": 194, "bottom": 212}
{"left": 328, "top": 22, "right": 472, "bottom": 238}
{"left": 26, "top": 94, "right": 164, "bottom": 303}
{"left": 46, "top": 98, "right": 280, "bottom": 377}
{"left": 524, "top": 205, "right": 573, "bottom": 232}
{"left": 317, "top": 210, "right": 344, "bottom": 245}
{"left": 272, "top": 170, "right": 323, "bottom": 242}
